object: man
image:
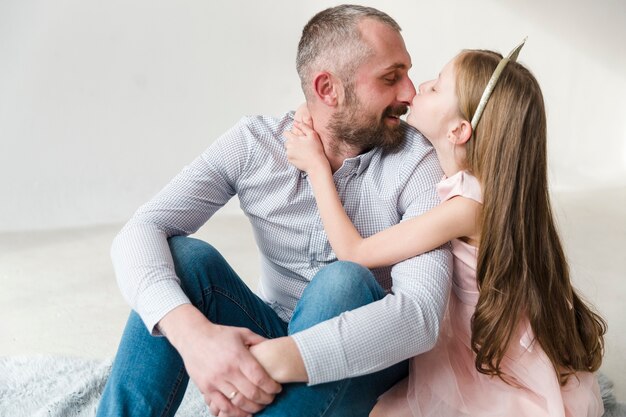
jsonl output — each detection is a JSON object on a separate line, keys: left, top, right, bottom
{"left": 97, "top": 5, "right": 451, "bottom": 417}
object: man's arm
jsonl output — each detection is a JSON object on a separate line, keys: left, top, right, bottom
{"left": 111, "top": 118, "right": 281, "bottom": 415}
{"left": 112, "top": 117, "right": 262, "bottom": 331}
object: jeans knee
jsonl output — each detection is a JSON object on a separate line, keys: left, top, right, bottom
{"left": 167, "top": 236, "right": 226, "bottom": 297}
{"left": 290, "top": 261, "right": 385, "bottom": 333}
{"left": 312, "top": 261, "right": 383, "bottom": 303}
{"left": 168, "top": 236, "right": 221, "bottom": 271}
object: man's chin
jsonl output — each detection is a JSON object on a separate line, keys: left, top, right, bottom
{"left": 379, "top": 127, "right": 405, "bottom": 152}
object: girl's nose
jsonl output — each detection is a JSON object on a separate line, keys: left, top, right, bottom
{"left": 417, "top": 79, "right": 432, "bottom": 94}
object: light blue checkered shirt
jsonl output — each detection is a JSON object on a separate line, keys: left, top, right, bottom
{"left": 111, "top": 111, "right": 452, "bottom": 385}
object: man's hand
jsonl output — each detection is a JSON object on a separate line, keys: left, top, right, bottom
{"left": 159, "top": 305, "right": 282, "bottom": 417}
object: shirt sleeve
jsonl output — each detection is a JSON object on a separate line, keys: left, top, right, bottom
{"left": 111, "top": 118, "right": 257, "bottom": 334}
{"left": 290, "top": 152, "right": 453, "bottom": 385}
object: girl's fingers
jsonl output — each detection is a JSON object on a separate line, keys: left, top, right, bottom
{"left": 284, "top": 128, "right": 304, "bottom": 140}
{"left": 293, "top": 120, "right": 314, "bottom": 134}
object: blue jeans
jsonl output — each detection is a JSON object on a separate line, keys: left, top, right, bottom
{"left": 98, "top": 236, "right": 408, "bottom": 417}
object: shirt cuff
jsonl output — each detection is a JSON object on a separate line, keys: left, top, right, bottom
{"left": 290, "top": 320, "right": 349, "bottom": 386}
{"left": 136, "top": 280, "right": 192, "bottom": 336}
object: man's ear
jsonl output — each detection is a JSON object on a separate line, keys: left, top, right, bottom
{"left": 312, "top": 72, "right": 339, "bottom": 107}
{"left": 448, "top": 119, "right": 472, "bottom": 145}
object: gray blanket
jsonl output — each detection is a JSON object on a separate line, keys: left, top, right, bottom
{"left": 0, "top": 356, "right": 623, "bottom": 417}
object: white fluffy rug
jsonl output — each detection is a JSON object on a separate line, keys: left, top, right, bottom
{"left": 0, "top": 356, "right": 211, "bottom": 417}
{"left": 0, "top": 356, "right": 624, "bottom": 417}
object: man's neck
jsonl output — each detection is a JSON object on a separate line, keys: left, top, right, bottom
{"left": 325, "top": 138, "right": 364, "bottom": 173}
{"left": 309, "top": 103, "right": 365, "bottom": 173}
{"left": 315, "top": 129, "right": 364, "bottom": 173}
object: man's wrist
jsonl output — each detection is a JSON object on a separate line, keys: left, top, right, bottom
{"left": 158, "top": 304, "right": 214, "bottom": 349}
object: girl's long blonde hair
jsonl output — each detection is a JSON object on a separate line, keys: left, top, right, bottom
{"left": 455, "top": 50, "right": 606, "bottom": 384}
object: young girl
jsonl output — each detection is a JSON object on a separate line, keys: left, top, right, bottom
{"left": 284, "top": 44, "right": 607, "bottom": 417}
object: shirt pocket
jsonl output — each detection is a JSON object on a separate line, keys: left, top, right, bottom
{"left": 307, "top": 228, "right": 336, "bottom": 267}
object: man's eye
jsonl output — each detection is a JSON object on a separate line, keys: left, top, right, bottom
{"left": 384, "top": 76, "right": 398, "bottom": 84}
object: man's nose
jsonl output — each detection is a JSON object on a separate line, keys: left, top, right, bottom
{"left": 398, "top": 76, "right": 416, "bottom": 105}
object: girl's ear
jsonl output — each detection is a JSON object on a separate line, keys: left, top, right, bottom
{"left": 312, "top": 72, "right": 340, "bottom": 107}
{"left": 448, "top": 119, "right": 472, "bottom": 145}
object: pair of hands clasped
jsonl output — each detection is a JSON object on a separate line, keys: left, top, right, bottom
{"left": 183, "top": 324, "right": 280, "bottom": 417}
{"left": 160, "top": 305, "right": 287, "bottom": 417}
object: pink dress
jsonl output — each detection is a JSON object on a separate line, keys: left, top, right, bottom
{"left": 374, "top": 171, "right": 603, "bottom": 417}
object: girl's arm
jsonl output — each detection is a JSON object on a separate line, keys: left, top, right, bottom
{"left": 285, "top": 121, "right": 480, "bottom": 269}
{"left": 334, "top": 196, "right": 479, "bottom": 268}
{"left": 249, "top": 336, "right": 308, "bottom": 383}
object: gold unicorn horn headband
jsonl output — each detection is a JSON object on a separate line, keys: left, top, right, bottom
{"left": 470, "top": 37, "right": 527, "bottom": 132}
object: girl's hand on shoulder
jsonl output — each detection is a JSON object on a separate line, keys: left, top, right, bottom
{"left": 284, "top": 120, "right": 329, "bottom": 174}
{"left": 291, "top": 102, "right": 312, "bottom": 137}
{"left": 293, "top": 102, "right": 312, "bottom": 126}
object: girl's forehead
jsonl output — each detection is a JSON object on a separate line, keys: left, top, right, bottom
{"left": 436, "top": 58, "right": 457, "bottom": 87}
{"left": 441, "top": 58, "right": 457, "bottom": 77}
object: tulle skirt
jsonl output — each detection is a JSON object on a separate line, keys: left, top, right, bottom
{"left": 373, "top": 294, "right": 604, "bottom": 417}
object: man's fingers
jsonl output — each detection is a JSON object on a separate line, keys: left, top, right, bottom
{"left": 240, "top": 328, "right": 267, "bottom": 347}
{"left": 238, "top": 329, "right": 282, "bottom": 396}
{"left": 239, "top": 355, "right": 282, "bottom": 395}
{"left": 229, "top": 373, "right": 274, "bottom": 406}
{"left": 206, "top": 397, "right": 220, "bottom": 417}
{"left": 205, "top": 391, "right": 250, "bottom": 417}
{"left": 228, "top": 386, "right": 270, "bottom": 414}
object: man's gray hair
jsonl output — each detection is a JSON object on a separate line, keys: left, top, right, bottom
{"left": 296, "top": 4, "right": 402, "bottom": 101}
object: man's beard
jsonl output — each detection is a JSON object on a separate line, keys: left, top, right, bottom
{"left": 328, "top": 96, "right": 408, "bottom": 153}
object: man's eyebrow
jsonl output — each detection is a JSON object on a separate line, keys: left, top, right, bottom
{"left": 382, "top": 63, "right": 410, "bottom": 71}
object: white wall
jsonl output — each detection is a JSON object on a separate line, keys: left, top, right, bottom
{"left": 1, "top": 0, "right": 625, "bottom": 231}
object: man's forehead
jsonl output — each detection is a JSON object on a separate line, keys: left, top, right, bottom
{"left": 358, "top": 20, "right": 412, "bottom": 71}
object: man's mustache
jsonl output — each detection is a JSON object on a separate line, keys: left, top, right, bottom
{"left": 383, "top": 105, "right": 409, "bottom": 119}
